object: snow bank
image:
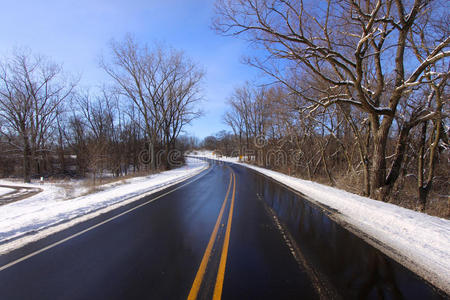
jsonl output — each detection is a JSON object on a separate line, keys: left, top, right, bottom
{"left": 0, "top": 157, "right": 208, "bottom": 249}
{"left": 191, "top": 152, "right": 450, "bottom": 293}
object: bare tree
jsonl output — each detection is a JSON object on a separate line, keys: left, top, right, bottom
{"left": 214, "top": 0, "right": 449, "bottom": 201}
{"left": 407, "top": 9, "right": 449, "bottom": 210}
{"left": 101, "top": 35, "right": 204, "bottom": 170}
{"left": 0, "top": 50, "right": 75, "bottom": 182}
{"left": 159, "top": 52, "right": 204, "bottom": 168}
{"left": 224, "top": 102, "right": 245, "bottom": 155}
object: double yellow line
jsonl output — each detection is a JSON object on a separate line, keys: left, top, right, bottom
{"left": 187, "top": 167, "right": 237, "bottom": 300}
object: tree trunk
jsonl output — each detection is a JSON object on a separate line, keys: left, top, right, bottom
{"left": 150, "top": 136, "right": 156, "bottom": 171}
{"left": 418, "top": 185, "right": 431, "bottom": 212}
{"left": 362, "top": 158, "right": 370, "bottom": 196}
{"left": 369, "top": 114, "right": 391, "bottom": 201}
{"left": 23, "top": 136, "right": 32, "bottom": 183}
{"left": 165, "top": 138, "right": 170, "bottom": 170}
{"left": 321, "top": 149, "right": 334, "bottom": 186}
{"left": 381, "top": 124, "right": 413, "bottom": 200}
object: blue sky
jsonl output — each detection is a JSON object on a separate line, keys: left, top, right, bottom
{"left": 0, "top": 0, "right": 260, "bottom": 139}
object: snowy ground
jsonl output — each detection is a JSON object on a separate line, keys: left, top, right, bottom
{"left": 0, "top": 157, "right": 208, "bottom": 253}
{"left": 190, "top": 151, "right": 450, "bottom": 293}
{"left": 0, "top": 187, "right": 14, "bottom": 197}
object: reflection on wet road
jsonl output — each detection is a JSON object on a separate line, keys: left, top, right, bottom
{"left": 248, "top": 165, "right": 446, "bottom": 299}
{"left": 0, "top": 160, "right": 446, "bottom": 299}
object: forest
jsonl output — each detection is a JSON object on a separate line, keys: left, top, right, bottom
{"left": 0, "top": 36, "right": 203, "bottom": 184}
{"left": 201, "top": 0, "right": 449, "bottom": 216}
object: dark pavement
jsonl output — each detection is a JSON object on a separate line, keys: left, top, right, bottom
{"left": 0, "top": 160, "right": 446, "bottom": 299}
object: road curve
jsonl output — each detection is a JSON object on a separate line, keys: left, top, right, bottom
{"left": 0, "top": 160, "right": 445, "bottom": 299}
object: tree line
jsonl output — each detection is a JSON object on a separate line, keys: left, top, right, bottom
{"left": 205, "top": 0, "right": 449, "bottom": 214}
{"left": 0, "top": 36, "right": 203, "bottom": 183}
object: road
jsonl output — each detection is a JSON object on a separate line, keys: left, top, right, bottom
{"left": 0, "top": 160, "right": 445, "bottom": 299}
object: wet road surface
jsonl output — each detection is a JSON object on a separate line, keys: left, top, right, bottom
{"left": 0, "top": 160, "right": 446, "bottom": 299}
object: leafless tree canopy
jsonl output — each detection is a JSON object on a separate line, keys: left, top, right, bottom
{"left": 101, "top": 36, "right": 204, "bottom": 169}
{"left": 0, "top": 38, "right": 204, "bottom": 183}
{"left": 0, "top": 50, "right": 75, "bottom": 182}
{"left": 211, "top": 0, "right": 449, "bottom": 212}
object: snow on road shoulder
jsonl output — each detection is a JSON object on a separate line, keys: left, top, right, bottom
{"left": 192, "top": 153, "right": 450, "bottom": 293}
{"left": 0, "top": 157, "right": 208, "bottom": 252}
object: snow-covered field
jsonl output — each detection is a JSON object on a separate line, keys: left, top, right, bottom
{"left": 0, "top": 157, "right": 208, "bottom": 253}
{"left": 190, "top": 151, "right": 450, "bottom": 293}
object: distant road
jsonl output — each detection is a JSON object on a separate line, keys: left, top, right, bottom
{"left": 0, "top": 160, "right": 445, "bottom": 299}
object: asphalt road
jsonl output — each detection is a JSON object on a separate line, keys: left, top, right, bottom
{"left": 0, "top": 160, "right": 446, "bottom": 299}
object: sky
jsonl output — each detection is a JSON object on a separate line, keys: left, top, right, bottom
{"left": 0, "top": 0, "right": 260, "bottom": 139}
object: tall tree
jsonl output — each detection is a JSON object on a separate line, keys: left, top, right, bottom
{"left": 101, "top": 35, "right": 204, "bottom": 170}
{"left": 214, "top": 0, "right": 449, "bottom": 200}
{"left": 0, "top": 50, "right": 75, "bottom": 182}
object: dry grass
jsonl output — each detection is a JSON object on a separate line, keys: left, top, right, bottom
{"left": 53, "top": 170, "right": 157, "bottom": 200}
{"left": 389, "top": 177, "right": 449, "bottom": 219}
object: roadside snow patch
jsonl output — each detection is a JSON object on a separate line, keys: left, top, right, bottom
{"left": 0, "top": 158, "right": 207, "bottom": 248}
{"left": 0, "top": 187, "right": 14, "bottom": 197}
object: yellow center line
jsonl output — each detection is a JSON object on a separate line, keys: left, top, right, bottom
{"left": 187, "top": 168, "right": 233, "bottom": 300}
{"left": 213, "top": 170, "right": 236, "bottom": 300}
